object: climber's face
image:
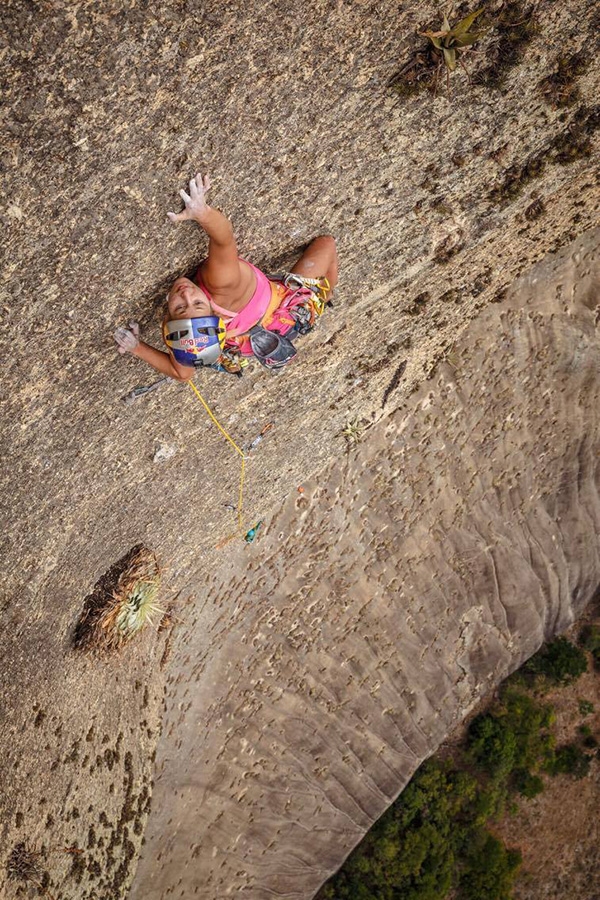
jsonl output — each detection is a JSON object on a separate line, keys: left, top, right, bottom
{"left": 167, "top": 277, "right": 212, "bottom": 319}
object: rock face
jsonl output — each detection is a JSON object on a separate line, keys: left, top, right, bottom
{"left": 129, "top": 230, "right": 600, "bottom": 899}
{"left": 0, "top": 0, "right": 599, "bottom": 898}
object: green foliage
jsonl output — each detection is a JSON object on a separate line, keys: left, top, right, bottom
{"left": 74, "top": 546, "right": 162, "bottom": 652}
{"left": 467, "top": 691, "right": 554, "bottom": 779}
{"left": 468, "top": 782, "right": 507, "bottom": 824}
{"left": 318, "top": 755, "right": 528, "bottom": 900}
{"left": 577, "top": 724, "right": 598, "bottom": 749}
{"left": 545, "top": 743, "right": 592, "bottom": 779}
{"left": 578, "top": 698, "right": 594, "bottom": 716}
{"left": 459, "top": 832, "right": 522, "bottom": 900}
{"left": 579, "top": 625, "right": 600, "bottom": 669}
{"left": 511, "top": 769, "right": 544, "bottom": 799}
{"left": 319, "top": 653, "right": 590, "bottom": 900}
{"left": 317, "top": 761, "right": 481, "bottom": 900}
{"left": 341, "top": 416, "right": 370, "bottom": 447}
{"left": 525, "top": 636, "right": 587, "bottom": 685}
{"left": 419, "top": 9, "right": 484, "bottom": 72}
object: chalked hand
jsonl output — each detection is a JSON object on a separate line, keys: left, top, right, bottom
{"left": 167, "top": 173, "right": 211, "bottom": 224}
{"left": 114, "top": 321, "right": 141, "bottom": 355}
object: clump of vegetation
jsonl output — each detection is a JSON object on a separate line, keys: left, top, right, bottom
{"left": 524, "top": 636, "right": 588, "bottom": 685}
{"left": 580, "top": 624, "right": 600, "bottom": 653}
{"left": 73, "top": 546, "right": 162, "bottom": 652}
{"left": 6, "top": 842, "right": 54, "bottom": 898}
{"left": 318, "top": 623, "right": 600, "bottom": 900}
{"left": 579, "top": 623, "right": 600, "bottom": 669}
{"left": 467, "top": 690, "right": 554, "bottom": 779}
{"left": 539, "top": 51, "right": 590, "bottom": 108}
{"left": 317, "top": 759, "right": 522, "bottom": 900}
{"left": 489, "top": 153, "right": 546, "bottom": 205}
{"left": 578, "top": 724, "right": 598, "bottom": 750}
{"left": 390, "top": 6, "right": 485, "bottom": 96}
{"left": 511, "top": 768, "right": 544, "bottom": 799}
{"left": 6, "top": 842, "right": 43, "bottom": 883}
{"left": 391, "top": 1, "right": 539, "bottom": 99}
{"left": 545, "top": 743, "right": 592, "bottom": 779}
{"left": 475, "top": 0, "right": 538, "bottom": 89}
{"left": 341, "top": 416, "right": 370, "bottom": 447}
{"left": 318, "top": 687, "right": 560, "bottom": 900}
{"left": 578, "top": 698, "right": 594, "bottom": 716}
{"left": 419, "top": 9, "right": 485, "bottom": 73}
{"left": 460, "top": 832, "right": 522, "bottom": 900}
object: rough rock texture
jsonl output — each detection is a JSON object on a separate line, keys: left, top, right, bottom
{"left": 130, "top": 230, "right": 600, "bottom": 899}
{"left": 0, "top": 0, "right": 599, "bottom": 898}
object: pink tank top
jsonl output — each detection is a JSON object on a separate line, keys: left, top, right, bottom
{"left": 194, "top": 260, "right": 273, "bottom": 336}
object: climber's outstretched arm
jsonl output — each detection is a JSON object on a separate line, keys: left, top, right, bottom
{"left": 114, "top": 323, "right": 194, "bottom": 382}
{"left": 167, "top": 173, "right": 241, "bottom": 291}
{"left": 132, "top": 342, "right": 195, "bottom": 381}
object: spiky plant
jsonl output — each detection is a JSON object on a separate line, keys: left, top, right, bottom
{"left": 7, "top": 842, "right": 42, "bottom": 883}
{"left": 342, "top": 416, "right": 370, "bottom": 447}
{"left": 74, "top": 547, "right": 163, "bottom": 652}
{"left": 419, "top": 8, "right": 484, "bottom": 72}
{"left": 97, "top": 548, "right": 162, "bottom": 649}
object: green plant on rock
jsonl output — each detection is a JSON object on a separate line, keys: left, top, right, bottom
{"left": 341, "top": 416, "right": 370, "bottom": 447}
{"left": 419, "top": 8, "right": 485, "bottom": 73}
{"left": 525, "top": 636, "right": 588, "bottom": 685}
{"left": 75, "top": 547, "right": 164, "bottom": 653}
{"left": 99, "top": 549, "right": 162, "bottom": 648}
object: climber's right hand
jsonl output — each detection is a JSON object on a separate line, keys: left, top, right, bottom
{"left": 167, "top": 173, "right": 211, "bottom": 224}
{"left": 113, "top": 321, "right": 141, "bottom": 355}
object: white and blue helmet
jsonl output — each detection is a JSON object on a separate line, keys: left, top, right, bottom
{"left": 163, "top": 316, "right": 225, "bottom": 367}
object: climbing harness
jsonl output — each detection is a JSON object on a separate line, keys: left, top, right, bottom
{"left": 216, "top": 274, "right": 331, "bottom": 375}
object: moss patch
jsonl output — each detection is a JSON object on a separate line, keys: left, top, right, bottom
{"left": 389, "top": 45, "right": 441, "bottom": 98}
{"left": 489, "top": 106, "right": 599, "bottom": 206}
{"left": 539, "top": 51, "right": 590, "bottom": 108}
{"left": 475, "top": 0, "right": 538, "bottom": 90}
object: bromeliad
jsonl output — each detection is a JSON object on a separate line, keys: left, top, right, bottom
{"left": 419, "top": 8, "right": 485, "bottom": 82}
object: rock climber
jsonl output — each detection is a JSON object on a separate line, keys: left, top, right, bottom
{"left": 113, "top": 174, "right": 338, "bottom": 378}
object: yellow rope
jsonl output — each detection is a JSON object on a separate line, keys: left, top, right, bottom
{"left": 188, "top": 381, "right": 246, "bottom": 532}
